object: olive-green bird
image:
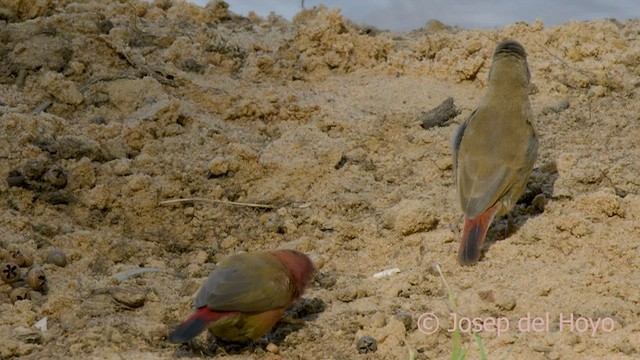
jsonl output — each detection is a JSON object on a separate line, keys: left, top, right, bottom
{"left": 168, "top": 250, "right": 315, "bottom": 343}
{"left": 452, "top": 39, "right": 538, "bottom": 266}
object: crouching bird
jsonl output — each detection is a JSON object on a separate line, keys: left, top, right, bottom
{"left": 452, "top": 39, "right": 538, "bottom": 266}
{"left": 168, "top": 250, "right": 315, "bottom": 343}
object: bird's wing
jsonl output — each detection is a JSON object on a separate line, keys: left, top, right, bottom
{"left": 457, "top": 158, "right": 512, "bottom": 218}
{"left": 196, "top": 253, "right": 294, "bottom": 312}
{"left": 452, "top": 109, "right": 472, "bottom": 175}
{"left": 455, "top": 108, "right": 537, "bottom": 218}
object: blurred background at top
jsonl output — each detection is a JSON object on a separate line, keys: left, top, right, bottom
{"left": 189, "top": 0, "right": 637, "bottom": 31}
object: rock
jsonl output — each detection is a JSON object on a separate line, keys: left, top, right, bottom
{"left": 40, "top": 71, "right": 83, "bottom": 105}
{"left": 45, "top": 249, "right": 68, "bottom": 267}
{"left": 112, "top": 288, "right": 146, "bottom": 308}
{"left": 10, "top": 287, "right": 30, "bottom": 303}
{"left": 9, "top": 34, "right": 71, "bottom": 71}
{"left": 209, "top": 157, "right": 230, "bottom": 177}
{"left": 1, "top": 262, "right": 21, "bottom": 284}
{"left": 394, "top": 312, "right": 413, "bottom": 331}
{"left": 25, "top": 266, "right": 46, "bottom": 291}
{"left": 14, "top": 326, "right": 42, "bottom": 344}
{"left": 384, "top": 199, "right": 439, "bottom": 235}
{"left": 356, "top": 335, "right": 377, "bottom": 354}
{"left": 370, "top": 311, "right": 386, "bottom": 328}
{"left": 266, "top": 342, "right": 279, "bottom": 354}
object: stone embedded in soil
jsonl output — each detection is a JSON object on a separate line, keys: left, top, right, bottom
{"left": 10, "top": 287, "right": 30, "bottom": 303}
{"left": 34, "top": 136, "right": 104, "bottom": 161}
{"left": 8, "top": 249, "right": 33, "bottom": 268}
{"left": 285, "top": 297, "right": 326, "bottom": 318}
{"left": 1, "top": 262, "right": 21, "bottom": 284}
{"left": 44, "top": 249, "right": 68, "bottom": 267}
{"left": 394, "top": 312, "right": 413, "bottom": 331}
{"left": 575, "top": 188, "right": 625, "bottom": 219}
{"left": 8, "top": 34, "right": 72, "bottom": 72}
{"left": 495, "top": 293, "right": 517, "bottom": 311}
{"left": 40, "top": 71, "right": 83, "bottom": 105}
{"left": 532, "top": 193, "right": 547, "bottom": 212}
{"left": 112, "top": 288, "right": 146, "bottom": 308}
{"left": 384, "top": 199, "right": 439, "bottom": 235}
{"left": 370, "top": 311, "right": 386, "bottom": 328}
{"left": 356, "top": 335, "right": 377, "bottom": 354}
{"left": 209, "top": 157, "right": 230, "bottom": 177}
{"left": 6, "top": 170, "right": 26, "bottom": 187}
{"left": 14, "top": 326, "right": 42, "bottom": 344}
{"left": 28, "top": 291, "right": 43, "bottom": 303}
{"left": 542, "top": 98, "right": 570, "bottom": 114}
{"left": 265, "top": 342, "right": 279, "bottom": 354}
{"left": 107, "top": 78, "right": 168, "bottom": 114}
{"left": 24, "top": 266, "right": 46, "bottom": 291}
{"left": 336, "top": 286, "right": 368, "bottom": 302}
{"left": 43, "top": 167, "right": 68, "bottom": 189}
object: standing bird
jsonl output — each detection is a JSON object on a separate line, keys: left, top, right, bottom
{"left": 168, "top": 250, "right": 315, "bottom": 343}
{"left": 452, "top": 39, "right": 538, "bottom": 266}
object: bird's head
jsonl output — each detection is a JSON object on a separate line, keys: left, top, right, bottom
{"left": 488, "top": 39, "right": 530, "bottom": 88}
{"left": 271, "top": 249, "right": 316, "bottom": 297}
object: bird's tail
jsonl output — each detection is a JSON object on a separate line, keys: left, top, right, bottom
{"left": 168, "top": 308, "right": 233, "bottom": 343}
{"left": 458, "top": 203, "right": 500, "bottom": 266}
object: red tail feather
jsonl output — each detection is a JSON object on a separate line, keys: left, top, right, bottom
{"left": 168, "top": 308, "right": 235, "bottom": 343}
{"left": 458, "top": 203, "right": 500, "bottom": 266}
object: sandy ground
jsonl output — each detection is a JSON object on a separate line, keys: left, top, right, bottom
{"left": 0, "top": 1, "right": 639, "bottom": 359}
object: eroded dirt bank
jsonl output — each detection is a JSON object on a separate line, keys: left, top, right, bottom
{"left": 0, "top": 1, "right": 639, "bottom": 359}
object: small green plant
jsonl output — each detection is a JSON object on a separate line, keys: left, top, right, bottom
{"left": 434, "top": 264, "right": 488, "bottom": 360}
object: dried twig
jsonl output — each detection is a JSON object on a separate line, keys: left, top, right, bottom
{"left": 159, "top": 197, "right": 276, "bottom": 209}
{"left": 112, "top": 267, "right": 182, "bottom": 283}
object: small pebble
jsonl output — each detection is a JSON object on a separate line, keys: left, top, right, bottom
{"left": 394, "top": 312, "right": 413, "bottom": 331}
{"left": 209, "top": 157, "right": 230, "bottom": 177}
{"left": 1, "top": 262, "right": 21, "bottom": 284}
{"left": 97, "top": 19, "right": 114, "bottom": 34}
{"left": 370, "top": 311, "right": 386, "bottom": 328}
{"left": 34, "top": 317, "right": 48, "bottom": 331}
{"left": 496, "top": 294, "right": 517, "bottom": 311}
{"left": 356, "top": 335, "right": 377, "bottom": 354}
{"left": 45, "top": 248, "right": 68, "bottom": 267}
{"left": 532, "top": 193, "right": 546, "bottom": 212}
{"left": 25, "top": 266, "right": 46, "bottom": 291}
{"left": 9, "top": 249, "right": 33, "bottom": 268}
{"left": 29, "top": 291, "right": 44, "bottom": 302}
{"left": 10, "top": 287, "right": 30, "bottom": 303}
{"left": 91, "top": 116, "right": 108, "bottom": 125}
{"left": 14, "top": 326, "right": 42, "bottom": 343}
{"left": 266, "top": 342, "right": 279, "bottom": 354}
{"left": 373, "top": 267, "right": 400, "bottom": 279}
{"left": 43, "top": 167, "right": 68, "bottom": 188}
{"left": 182, "top": 58, "right": 204, "bottom": 73}
{"left": 6, "top": 170, "right": 26, "bottom": 187}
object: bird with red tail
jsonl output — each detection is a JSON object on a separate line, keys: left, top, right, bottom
{"left": 452, "top": 39, "right": 538, "bottom": 265}
{"left": 168, "top": 249, "right": 315, "bottom": 343}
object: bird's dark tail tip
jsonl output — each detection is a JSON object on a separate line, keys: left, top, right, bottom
{"left": 168, "top": 317, "right": 209, "bottom": 343}
{"left": 458, "top": 204, "right": 500, "bottom": 266}
{"left": 168, "top": 308, "right": 218, "bottom": 344}
{"left": 458, "top": 218, "right": 487, "bottom": 266}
